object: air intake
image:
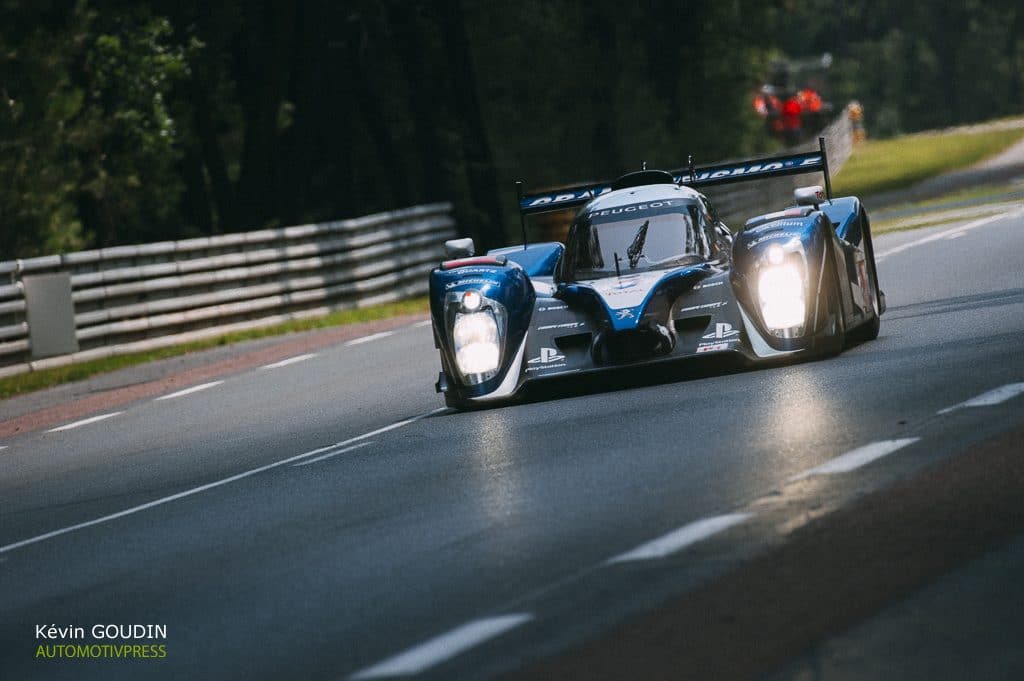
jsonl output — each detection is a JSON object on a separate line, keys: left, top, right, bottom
{"left": 610, "top": 169, "right": 676, "bottom": 191}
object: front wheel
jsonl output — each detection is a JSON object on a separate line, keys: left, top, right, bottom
{"left": 443, "top": 391, "right": 471, "bottom": 410}
{"left": 850, "top": 216, "right": 882, "bottom": 342}
{"left": 816, "top": 258, "right": 847, "bottom": 358}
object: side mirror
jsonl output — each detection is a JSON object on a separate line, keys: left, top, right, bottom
{"left": 715, "top": 221, "right": 733, "bottom": 243}
{"left": 794, "top": 185, "right": 826, "bottom": 207}
{"left": 444, "top": 237, "right": 475, "bottom": 258}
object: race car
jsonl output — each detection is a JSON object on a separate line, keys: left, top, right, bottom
{"left": 429, "top": 140, "right": 883, "bottom": 408}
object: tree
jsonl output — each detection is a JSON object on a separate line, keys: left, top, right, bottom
{"left": 0, "top": 2, "right": 187, "bottom": 256}
{"left": 434, "top": 0, "right": 506, "bottom": 249}
{"left": 0, "top": 4, "right": 88, "bottom": 257}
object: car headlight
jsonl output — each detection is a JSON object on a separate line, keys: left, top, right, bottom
{"left": 446, "top": 291, "right": 506, "bottom": 384}
{"left": 757, "top": 247, "right": 806, "bottom": 337}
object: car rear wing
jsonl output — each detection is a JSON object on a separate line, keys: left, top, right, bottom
{"left": 519, "top": 137, "right": 832, "bottom": 216}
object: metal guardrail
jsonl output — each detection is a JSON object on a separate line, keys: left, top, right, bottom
{"left": 0, "top": 203, "right": 456, "bottom": 378}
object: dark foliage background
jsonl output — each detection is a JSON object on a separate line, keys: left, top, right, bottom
{"left": 1, "top": 0, "right": 1021, "bottom": 257}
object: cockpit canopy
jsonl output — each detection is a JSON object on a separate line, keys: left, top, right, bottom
{"left": 558, "top": 198, "right": 712, "bottom": 282}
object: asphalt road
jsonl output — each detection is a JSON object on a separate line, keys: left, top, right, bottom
{"left": 1, "top": 203, "right": 1023, "bottom": 680}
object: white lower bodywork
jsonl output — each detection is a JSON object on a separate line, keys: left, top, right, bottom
{"left": 738, "top": 304, "right": 799, "bottom": 358}
{"left": 467, "top": 332, "right": 528, "bottom": 402}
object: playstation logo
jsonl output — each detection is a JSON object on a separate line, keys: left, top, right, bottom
{"left": 702, "top": 322, "right": 740, "bottom": 339}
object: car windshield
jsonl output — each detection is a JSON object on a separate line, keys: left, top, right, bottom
{"left": 561, "top": 200, "right": 709, "bottom": 281}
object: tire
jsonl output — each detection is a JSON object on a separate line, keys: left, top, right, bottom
{"left": 850, "top": 214, "right": 881, "bottom": 342}
{"left": 850, "top": 293, "right": 881, "bottom": 342}
{"left": 443, "top": 392, "right": 468, "bottom": 410}
{"left": 817, "top": 256, "right": 847, "bottom": 358}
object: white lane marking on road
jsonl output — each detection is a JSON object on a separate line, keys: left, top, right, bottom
{"left": 790, "top": 438, "right": 920, "bottom": 480}
{"left": 937, "top": 383, "right": 1024, "bottom": 415}
{"left": 412, "top": 319, "right": 433, "bottom": 328}
{"left": 47, "top": 412, "right": 124, "bottom": 433}
{"left": 292, "top": 441, "right": 373, "bottom": 467}
{"left": 944, "top": 231, "right": 967, "bottom": 240}
{"left": 606, "top": 513, "right": 752, "bottom": 564}
{"left": 0, "top": 406, "right": 449, "bottom": 555}
{"left": 329, "top": 407, "right": 449, "bottom": 447}
{"left": 260, "top": 353, "right": 317, "bottom": 369}
{"left": 345, "top": 331, "right": 394, "bottom": 346}
{"left": 349, "top": 614, "right": 532, "bottom": 680}
{"left": 154, "top": 381, "right": 224, "bottom": 401}
{"left": 0, "top": 445, "right": 7, "bottom": 451}
{"left": 875, "top": 208, "right": 1023, "bottom": 261}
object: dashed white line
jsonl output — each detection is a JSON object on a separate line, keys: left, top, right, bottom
{"left": 412, "top": 319, "right": 433, "bottom": 328}
{"left": 349, "top": 614, "right": 532, "bottom": 680}
{"left": 345, "top": 331, "right": 394, "bottom": 346}
{"left": 47, "top": 412, "right": 124, "bottom": 433}
{"left": 938, "top": 382, "right": 1024, "bottom": 415}
{"left": 790, "top": 438, "right": 920, "bottom": 480}
{"left": 607, "top": 513, "right": 752, "bottom": 563}
{"left": 292, "top": 441, "right": 373, "bottom": 467}
{"left": 260, "top": 353, "right": 317, "bottom": 369}
{"left": 0, "top": 445, "right": 7, "bottom": 451}
{"left": 944, "top": 231, "right": 967, "bottom": 240}
{"left": 154, "top": 381, "right": 224, "bottom": 401}
{"left": 0, "top": 407, "right": 448, "bottom": 555}
{"left": 333, "top": 407, "right": 448, "bottom": 447}
{"left": 876, "top": 208, "right": 1022, "bottom": 261}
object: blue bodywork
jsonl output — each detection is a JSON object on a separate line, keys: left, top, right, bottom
{"left": 431, "top": 164, "right": 881, "bottom": 407}
{"left": 428, "top": 259, "right": 536, "bottom": 399}
{"left": 559, "top": 265, "right": 714, "bottom": 332}
{"left": 487, "top": 243, "right": 563, "bottom": 277}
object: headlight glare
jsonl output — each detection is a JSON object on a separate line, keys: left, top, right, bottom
{"left": 461, "top": 290, "right": 482, "bottom": 312}
{"left": 758, "top": 262, "right": 806, "bottom": 336}
{"left": 454, "top": 311, "right": 500, "bottom": 379}
{"left": 445, "top": 291, "right": 506, "bottom": 384}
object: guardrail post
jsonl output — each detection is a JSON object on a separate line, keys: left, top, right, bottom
{"left": 23, "top": 272, "right": 79, "bottom": 359}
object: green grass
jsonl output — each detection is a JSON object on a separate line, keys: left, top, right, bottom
{"left": 833, "top": 127, "right": 1024, "bottom": 198}
{"left": 0, "top": 297, "right": 429, "bottom": 400}
{"left": 873, "top": 211, "right": 1002, "bottom": 235}
{"left": 877, "top": 178, "right": 1024, "bottom": 214}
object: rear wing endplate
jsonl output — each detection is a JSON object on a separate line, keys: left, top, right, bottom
{"left": 519, "top": 137, "right": 832, "bottom": 216}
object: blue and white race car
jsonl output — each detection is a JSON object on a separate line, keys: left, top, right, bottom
{"left": 429, "top": 142, "right": 883, "bottom": 408}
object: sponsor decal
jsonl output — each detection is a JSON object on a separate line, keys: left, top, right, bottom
{"left": 537, "top": 322, "right": 586, "bottom": 331}
{"left": 696, "top": 342, "right": 730, "bottom": 353}
{"left": 587, "top": 200, "right": 682, "bottom": 219}
{"left": 616, "top": 308, "right": 636, "bottom": 320}
{"left": 445, "top": 267, "right": 503, "bottom": 275}
{"left": 521, "top": 153, "right": 822, "bottom": 210}
{"left": 612, "top": 280, "right": 638, "bottom": 290}
{"left": 445, "top": 278, "right": 494, "bottom": 290}
{"left": 525, "top": 186, "right": 613, "bottom": 209}
{"left": 695, "top": 162, "right": 784, "bottom": 181}
{"left": 529, "top": 347, "right": 565, "bottom": 364}
{"left": 679, "top": 301, "right": 726, "bottom": 312}
{"left": 693, "top": 280, "right": 724, "bottom": 290}
{"left": 702, "top": 322, "right": 740, "bottom": 340}
{"left": 746, "top": 231, "right": 801, "bottom": 248}
{"left": 526, "top": 346, "right": 567, "bottom": 372}
{"left": 684, "top": 155, "right": 821, "bottom": 183}
{"left": 748, "top": 219, "right": 807, "bottom": 233}
{"left": 538, "top": 304, "right": 569, "bottom": 312}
